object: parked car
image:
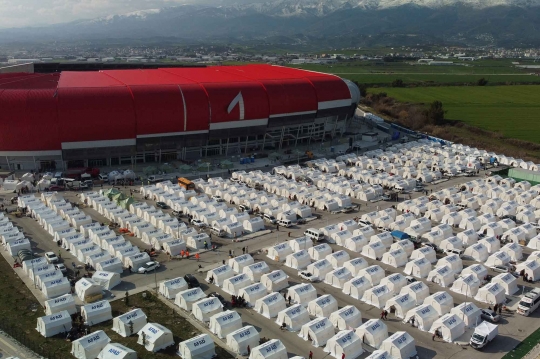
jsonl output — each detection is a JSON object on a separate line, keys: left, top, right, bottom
{"left": 422, "top": 242, "right": 443, "bottom": 253}
{"left": 156, "top": 202, "right": 170, "bottom": 209}
{"left": 45, "top": 252, "right": 59, "bottom": 264}
{"left": 358, "top": 220, "right": 372, "bottom": 227}
{"left": 55, "top": 263, "right": 67, "bottom": 274}
{"left": 298, "top": 271, "right": 318, "bottom": 282}
{"left": 444, "top": 248, "right": 464, "bottom": 257}
{"left": 184, "top": 274, "right": 201, "bottom": 288}
{"left": 490, "top": 265, "right": 519, "bottom": 277}
{"left": 405, "top": 276, "right": 417, "bottom": 284}
{"left": 138, "top": 261, "right": 160, "bottom": 274}
{"left": 190, "top": 219, "right": 205, "bottom": 228}
{"left": 207, "top": 292, "right": 227, "bottom": 305}
{"left": 481, "top": 309, "right": 501, "bottom": 323}
{"left": 46, "top": 185, "right": 65, "bottom": 192}
{"left": 212, "top": 195, "right": 225, "bottom": 202}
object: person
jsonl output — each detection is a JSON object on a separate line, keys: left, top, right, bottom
{"left": 432, "top": 332, "right": 436, "bottom": 341}
{"left": 384, "top": 310, "right": 388, "bottom": 320}
{"left": 494, "top": 303, "right": 499, "bottom": 313}
{"left": 195, "top": 253, "right": 200, "bottom": 262}
{"left": 203, "top": 241, "right": 208, "bottom": 250}
{"left": 309, "top": 351, "right": 313, "bottom": 359}
{"left": 380, "top": 310, "right": 385, "bottom": 320}
{"left": 288, "top": 295, "right": 292, "bottom": 305}
{"left": 242, "top": 247, "right": 246, "bottom": 254}
{"left": 280, "top": 322, "right": 286, "bottom": 331}
{"left": 276, "top": 223, "right": 280, "bottom": 231}
{"left": 247, "top": 345, "right": 251, "bottom": 355}
{"left": 499, "top": 305, "right": 502, "bottom": 315}
{"left": 128, "top": 265, "right": 132, "bottom": 273}
{"left": 180, "top": 249, "right": 185, "bottom": 258}
{"left": 185, "top": 250, "right": 190, "bottom": 259}
{"left": 58, "top": 250, "right": 62, "bottom": 259}
{"left": 410, "top": 317, "right": 415, "bottom": 327}
{"left": 342, "top": 353, "right": 345, "bottom": 359}
{"left": 288, "top": 232, "right": 291, "bottom": 237}
{"left": 209, "top": 275, "right": 214, "bottom": 284}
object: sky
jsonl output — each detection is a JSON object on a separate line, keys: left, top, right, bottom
{"left": 0, "top": 0, "right": 261, "bottom": 28}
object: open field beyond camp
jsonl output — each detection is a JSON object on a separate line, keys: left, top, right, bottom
{"left": 368, "top": 85, "right": 540, "bottom": 143}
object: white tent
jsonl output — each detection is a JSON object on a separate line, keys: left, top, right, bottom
{"left": 403, "top": 304, "right": 439, "bottom": 331}
{"left": 289, "top": 237, "right": 313, "bottom": 252}
{"left": 307, "top": 259, "right": 333, "bottom": 280}
{"left": 450, "top": 302, "right": 482, "bottom": 328}
{"left": 324, "top": 267, "right": 353, "bottom": 288}
{"left": 71, "top": 331, "right": 111, "bottom": 359}
{"left": 382, "top": 249, "right": 408, "bottom": 268}
{"left": 307, "top": 294, "right": 339, "bottom": 317}
{"left": 205, "top": 264, "right": 234, "bottom": 287}
{"left": 242, "top": 262, "right": 270, "bottom": 283}
{"left": 329, "top": 305, "right": 362, "bottom": 331}
{"left": 324, "top": 330, "right": 364, "bottom": 359}
{"left": 75, "top": 278, "right": 103, "bottom": 302}
{"left": 457, "top": 229, "right": 479, "bottom": 246}
{"left": 137, "top": 323, "right": 174, "bottom": 352}
{"left": 285, "top": 250, "right": 311, "bottom": 270}
{"left": 381, "top": 273, "right": 407, "bottom": 295}
{"left": 359, "top": 265, "right": 385, "bottom": 286}
{"left": 380, "top": 332, "right": 417, "bottom": 359}
{"left": 175, "top": 288, "right": 206, "bottom": 311}
{"left": 327, "top": 250, "right": 350, "bottom": 269}
{"left": 223, "top": 273, "right": 252, "bottom": 295}
{"left": 464, "top": 243, "right": 489, "bottom": 263}
{"left": 404, "top": 258, "right": 431, "bottom": 279}
{"left": 474, "top": 282, "right": 506, "bottom": 304}
{"left": 527, "top": 236, "right": 540, "bottom": 250}
{"left": 112, "top": 308, "right": 148, "bottom": 337}
{"left": 492, "top": 273, "right": 519, "bottom": 295}
{"left": 6, "top": 238, "right": 31, "bottom": 256}
{"left": 36, "top": 310, "right": 72, "bottom": 337}
{"left": 437, "top": 254, "right": 463, "bottom": 274}
{"left": 362, "top": 242, "right": 386, "bottom": 260}
{"left": 227, "top": 326, "right": 259, "bottom": 356}
{"left": 44, "top": 294, "right": 76, "bottom": 315}
{"left": 287, "top": 283, "right": 317, "bottom": 306}
{"left": 355, "top": 319, "right": 388, "bottom": 349}
{"left": 35, "top": 270, "right": 63, "bottom": 290}
{"left": 255, "top": 292, "right": 287, "bottom": 318}
{"left": 427, "top": 265, "right": 455, "bottom": 287}
{"left": 365, "top": 350, "right": 392, "bottom": 359}
{"left": 237, "top": 283, "right": 267, "bottom": 308}
{"left": 485, "top": 251, "right": 512, "bottom": 267}
{"left": 260, "top": 270, "right": 289, "bottom": 292}
{"left": 343, "top": 276, "right": 372, "bottom": 300}
{"left": 424, "top": 291, "right": 454, "bottom": 316}
{"left": 362, "top": 284, "right": 393, "bottom": 309}
{"left": 500, "top": 242, "right": 523, "bottom": 261}
{"left": 479, "top": 237, "right": 501, "bottom": 254}
{"left": 451, "top": 274, "right": 480, "bottom": 297}
{"left": 399, "top": 281, "right": 430, "bottom": 305}
{"left": 192, "top": 297, "right": 224, "bottom": 322}
{"left": 229, "top": 254, "right": 255, "bottom": 273}
{"left": 248, "top": 339, "right": 287, "bottom": 359}
{"left": 41, "top": 277, "right": 71, "bottom": 299}
{"left": 96, "top": 257, "right": 123, "bottom": 274}
{"left": 343, "top": 258, "right": 369, "bottom": 276}
{"left": 344, "top": 235, "right": 369, "bottom": 252}
{"left": 308, "top": 243, "right": 333, "bottom": 261}
{"left": 384, "top": 293, "right": 416, "bottom": 319}
{"left": 410, "top": 247, "right": 437, "bottom": 264}
{"left": 276, "top": 304, "right": 310, "bottom": 331}
{"left": 516, "top": 260, "right": 540, "bottom": 281}
{"left": 159, "top": 277, "right": 188, "bottom": 299}
{"left": 81, "top": 300, "right": 112, "bottom": 325}
{"left": 390, "top": 239, "right": 415, "bottom": 257}
{"left": 92, "top": 271, "right": 121, "bottom": 290}
{"left": 429, "top": 313, "right": 465, "bottom": 343}
{"left": 267, "top": 243, "right": 293, "bottom": 262}
{"left": 97, "top": 343, "right": 137, "bottom": 359}
{"left": 209, "top": 310, "right": 242, "bottom": 339}
{"left": 299, "top": 317, "right": 335, "bottom": 346}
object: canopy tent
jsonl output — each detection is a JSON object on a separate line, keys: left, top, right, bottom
{"left": 437, "top": 254, "right": 463, "bottom": 274}
{"left": 450, "top": 302, "right": 482, "bottom": 328}
{"left": 429, "top": 313, "right": 465, "bottom": 343}
{"left": 159, "top": 277, "right": 188, "bottom": 299}
{"left": 307, "top": 294, "right": 339, "bottom": 317}
{"left": 229, "top": 254, "right": 255, "bottom": 273}
{"left": 75, "top": 278, "right": 103, "bottom": 302}
{"left": 424, "top": 291, "right": 454, "bottom": 316}
{"left": 112, "top": 308, "right": 148, "bottom": 337}
{"left": 382, "top": 249, "right": 408, "bottom": 268}
{"left": 255, "top": 292, "right": 287, "bottom": 318}
{"left": 479, "top": 237, "right": 501, "bottom": 254}
{"left": 427, "top": 265, "right": 455, "bottom": 287}
{"left": 399, "top": 281, "right": 430, "bottom": 306}
{"left": 500, "top": 242, "right": 523, "bottom": 261}
{"left": 324, "top": 267, "right": 353, "bottom": 288}
{"left": 209, "top": 310, "right": 242, "bottom": 339}
{"left": 260, "top": 270, "right": 289, "bottom": 292}
{"left": 403, "top": 304, "right": 439, "bottom": 331}
{"left": 36, "top": 310, "right": 72, "bottom": 337}
{"left": 192, "top": 297, "right": 224, "bottom": 322}
{"left": 451, "top": 274, "right": 480, "bottom": 297}
{"left": 385, "top": 292, "right": 417, "bottom": 319}
{"left": 516, "top": 260, "right": 540, "bottom": 282}
{"left": 227, "top": 326, "right": 260, "bottom": 356}
{"left": 362, "top": 242, "right": 386, "bottom": 260}
{"left": 276, "top": 304, "right": 310, "bottom": 331}
{"left": 248, "top": 339, "right": 288, "bottom": 359}
{"left": 137, "top": 323, "right": 174, "bottom": 352}
{"left": 96, "top": 258, "right": 123, "bottom": 274}
{"left": 462, "top": 264, "right": 489, "bottom": 282}
{"left": 97, "top": 343, "right": 137, "bottom": 359}
{"left": 238, "top": 283, "right": 267, "bottom": 308}
{"left": 380, "top": 332, "right": 417, "bottom": 359}
{"left": 327, "top": 250, "right": 350, "bottom": 269}
{"left": 343, "top": 258, "right": 369, "bottom": 276}
{"left": 410, "top": 247, "right": 437, "bottom": 264}
{"left": 404, "top": 258, "right": 431, "bottom": 279}
{"left": 464, "top": 243, "right": 489, "bottom": 262}
{"left": 81, "top": 300, "right": 112, "bottom": 325}
{"left": 343, "top": 276, "right": 372, "bottom": 300}
{"left": 205, "top": 264, "right": 234, "bottom": 287}
{"left": 381, "top": 273, "right": 407, "bottom": 295}
{"left": 288, "top": 237, "right": 313, "bottom": 252}
{"left": 391, "top": 239, "right": 415, "bottom": 257}
{"left": 287, "top": 283, "right": 317, "bottom": 306}
{"left": 92, "top": 271, "right": 120, "bottom": 290}
{"left": 324, "top": 330, "right": 364, "bottom": 359}
{"left": 492, "top": 273, "right": 519, "bottom": 295}
{"left": 308, "top": 243, "right": 333, "bottom": 261}
{"left": 175, "top": 288, "right": 206, "bottom": 311}
{"left": 71, "top": 331, "right": 111, "bottom": 359}
{"left": 344, "top": 235, "right": 369, "bottom": 252}
{"left": 359, "top": 265, "right": 385, "bottom": 286}
{"left": 307, "top": 259, "right": 333, "bottom": 281}
{"left": 35, "top": 270, "right": 63, "bottom": 290}
{"left": 527, "top": 236, "right": 540, "bottom": 250}
{"left": 365, "top": 350, "right": 392, "bottom": 359}
{"left": 285, "top": 250, "right": 311, "bottom": 270}
{"left": 267, "top": 243, "right": 293, "bottom": 262}
{"left": 355, "top": 319, "right": 388, "bottom": 349}
{"left": 485, "top": 251, "right": 512, "bottom": 267}
{"left": 299, "top": 317, "right": 335, "bottom": 347}
{"left": 44, "top": 294, "right": 77, "bottom": 315}
{"left": 474, "top": 282, "right": 506, "bottom": 304}
{"left": 329, "top": 305, "right": 362, "bottom": 331}
{"left": 362, "top": 284, "right": 393, "bottom": 309}
{"left": 41, "top": 278, "right": 71, "bottom": 299}
{"left": 223, "top": 274, "right": 252, "bottom": 295}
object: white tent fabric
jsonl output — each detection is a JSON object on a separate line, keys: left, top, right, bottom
{"left": 403, "top": 304, "right": 439, "bottom": 331}
{"left": 36, "top": 310, "right": 72, "bottom": 337}
{"left": 344, "top": 257, "right": 369, "bottom": 276}
{"left": 450, "top": 302, "right": 482, "bottom": 328}
{"left": 451, "top": 274, "right": 480, "bottom": 297}
{"left": 380, "top": 273, "right": 407, "bottom": 295}
{"left": 479, "top": 237, "right": 501, "bottom": 254}
{"left": 260, "top": 270, "right": 289, "bottom": 292}
{"left": 403, "top": 258, "right": 431, "bottom": 279}
{"left": 307, "top": 259, "right": 333, "bottom": 280}
{"left": 365, "top": 350, "right": 392, "bottom": 359}
{"left": 424, "top": 291, "right": 454, "bottom": 316}
{"left": 97, "top": 343, "right": 137, "bottom": 359}
{"left": 248, "top": 339, "right": 288, "bottom": 359}
{"left": 238, "top": 283, "right": 268, "bottom": 307}
{"left": 462, "top": 264, "right": 489, "bottom": 282}
{"left": 299, "top": 317, "right": 335, "bottom": 347}
{"left": 492, "top": 273, "right": 519, "bottom": 295}
{"left": 223, "top": 273, "right": 252, "bottom": 295}
{"left": 41, "top": 277, "right": 71, "bottom": 299}
{"left": 515, "top": 260, "right": 540, "bottom": 281}
{"left": 307, "top": 294, "right": 339, "bottom": 317}
{"left": 229, "top": 254, "right": 255, "bottom": 273}
{"left": 81, "top": 300, "right": 112, "bottom": 325}
{"left": 382, "top": 249, "right": 408, "bottom": 268}
{"left": 437, "top": 254, "right": 463, "bottom": 274}
{"left": 175, "top": 288, "right": 206, "bottom": 311}
{"left": 96, "top": 257, "right": 123, "bottom": 274}
{"left": 429, "top": 313, "right": 465, "bottom": 343}
{"left": 243, "top": 262, "right": 271, "bottom": 282}
{"left": 289, "top": 237, "right": 313, "bottom": 252}
{"left": 384, "top": 293, "right": 417, "bottom": 319}
{"left": 287, "top": 283, "right": 317, "bottom": 306}
{"left": 44, "top": 294, "right": 77, "bottom": 315}
{"left": 485, "top": 251, "right": 512, "bottom": 267}
{"left": 500, "top": 242, "right": 523, "bottom": 261}
{"left": 427, "top": 265, "right": 455, "bottom": 287}
{"left": 474, "top": 282, "right": 506, "bottom": 304}
{"left": 227, "top": 326, "right": 260, "bottom": 356}
{"left": 362, "top": 284, "right": 393, "bottom": 309}
{"left": 380, "top": 332, "right": 417, "bottom": 359}
{"left": 343, "top": 276, "right": 372, "bottom": 300}
{"left": 267, "top": 243, "right": 293, "bottom": 262}
{"left": 92, "top": 271, "right": 121, "bottom": 290}
{"left": 112, "top": 308, "right": 148, "bottom": 337}
{"left": 464, "top": 243, "right": 489, "bottom": 262}
{"left": 205, "top": 264, "right": 234, "bottom": 287}
{"left": 75, "top": 278, "right": 103, "bottom": 302}
{"left": 362, "top": 242, "right": 386, "bottom": 260}
{"left": 285, "top": 250, "right": 311, "bottom": 270}
{"left": 324, "top": 330, "right": 364, "bottom": 359}
{"left": 308, "top": 243, "right": 333, "bottom": 261}
{"left": 327, "top": 250, "right": 350, "bottom": 269}
{"left": 178, "top": 334, "right": 216, "bottom": 359}
{"left": 255, "top": 292, "right": 287, "bottom": 318}
{"left": 137, "top": 323, "right": 175, "bottom": 352}
{"left": 192, "top": 297, "right": 224, "bottom": 322}
{"left": 410, "top": 247, "right": 437, "bottom": 264}
{"left": 329, "top": 305, "right": 362, "bottom": 331}
{"left": 358, "top": 265, "right": 385, "bottom": 286}
{"left": 71, "top": 331, "right": 111, "bottom": 359}
{"left": 209, "top": 310, "right": 242, "bottom": 339}
{"left": 324, "top": 267, "right": 353, "bottom": 288}
{"left": 354, "top": 319, "right": 388, "bottom": 349}
{"left": 159, "top": 277, "right": 188, "bottom": 299}
{"left": 276, "top": 304, "right": 310, "bottom": 331}
{"left": 344, "top": 235, "right": 369, "bottom": 252}
{"left": 399, "top": 281, "right": 430, "bottom": 305}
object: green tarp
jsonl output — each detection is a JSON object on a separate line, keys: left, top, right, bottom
{"left": 119, "top": 197, "right": 135, "bottom": 210}
{"left": 102, "top": 188, "right": 121, "bottom": 200}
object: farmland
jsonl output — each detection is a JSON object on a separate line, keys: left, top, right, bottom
{"left": 368, "top": 85, "right": 540, "bottom": 143}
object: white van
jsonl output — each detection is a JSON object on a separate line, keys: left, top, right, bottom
{"left": 277, "top": 219, "right": 292, "bottom": 228}
{"left": 210, "top": 226, "right": 226, "bottom": 237}
{"left": 304, "top": 228, "right": 324, "bottom": 241}
{"left": 518, "top": 288, "right": 540, "bottom": 316}
{"left": 98, "top": 173, "right": 108, "bottom": 182}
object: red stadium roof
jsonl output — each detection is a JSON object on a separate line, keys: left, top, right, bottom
{"left": 0, "top": 65, "right": 353, "bottom": 152}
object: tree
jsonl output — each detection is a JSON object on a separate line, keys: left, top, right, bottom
{"left": 477, "top": 78, "right": 488, "bottom": 86}
{"left": 425, "top": 101, "right": 446, "bottom": 125}
{"left": 352, "top": 81, "right": 367, "bottom": 97}
{"left": 392, "top": 79, "right": 404, "bottom": 88}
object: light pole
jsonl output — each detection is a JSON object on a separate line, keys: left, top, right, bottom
{"left": 154, "top": 266, "right": 158, "bottom": 294}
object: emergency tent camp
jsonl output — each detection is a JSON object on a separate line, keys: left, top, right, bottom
{"left": 362, "top": 242, "right": 386, "bottom": 260}
{"left": 192, "top": 297, "right": 223, "bottom": 322}
{"left": 500, "top": 242, "right": 523, "bottom": 261}
{"left": 255, "top": 292, "right": 287, "bottom": 318}
{"left": 344, "top": 235, "right": 369, "bottom": 252}
{"left": 391, "top": 239, "right": 415, "bottom": 257}
{"left": 344, "top": 258, "right": 369, "bottom": 276}
{"left": 260, "top": 270, "right": 289, "bottom": 292}
{"left": 287, "top": 283, "right": 317, "bottom": 306}
{"left": 248, "top": 339, "right": 287, "bottom": 359}
{"left": 325, "top": 267, "right": 353, "bottom": 288}
{"left": 382, "top": 249, "right": 408, "bottom": 268}
{"left": 381, "top": 273, "right": 407, "bottom": 295}
{"left": 267, "top": 243, "right": 293, "bottom": 262}
{"left": 451, "top": 274, "right": 480, "bottom": 297}
{"left": 362, "top": 284, "right": 393, "bottom": 309}
{"left": 81, "top": 300, "right": 112, "bottom": 325}
{"left": 307, "top": 294, "right": 339, "bottom": 317}
{"left": 285, "top": 250, "right": 311, "bottom": 270}
{"left": 41, "top": 277, "right": 71, "bottom": 299}
{"left": 223, "top": 274, "right": 252, "bottom": 295}
{"left": 359, "top": 265, "right": 385, "bottom": 286}
{"left": 238, "top": 283, "right": 267, "bottom": 307}
{"left": 289, "top": 237, "right": 313, "bottom": 252}
{"left": 137, "top": 323, "right": 174, "bottom": 352}
{"left": 492, "top": 273, "right": 519, "bottom": 295}
{"left": 474, "top": 282, "right": 506, "bottom": 304}
{"left": 354, "top": 319, "right": 388, "bottom": 349}
{"left": 516, "top": 260, "right": 540, "bottom": 282}
{"left": 479, "top": 237, "right": 501, "bottom": 254}
{"left": 227, "top": 326, "right": 259, "bottom": 356}
{"left": 96, "top": 257, "right": 123, "bottom": 274}
{"left": 75, "top": 278, "right": 103, "bottom": 302}
{"left": 404, "top": 258, "right": 431, "bottom": 279}
{"left": 429, "top": 313, "right": 465, "bottom": 343}
{"left": 399, "top": 281, "right": 430, "bottom": 305}
{"left": 424, "top": 291, "right": 454, "bottom": 316}
{"left": 299, "top": 317, "right": 335, "bottom": 346}
{"left": 329, "top": 305, "right": 362, "bottom": 331}
{"left": 485, "top": 251, "right": 512, "bottom": 267}
{"left": 307, "top": 259, "right": 333, "bottom": 280}
{"left": 403, "top": 304, "right": 439, "bottom": 331}
{"left": 44, "top": 294, "right": 76, "bottom": 315}
{"left": 97, "top": 343, "right": 137, "bottom": 359}
{"left": 92, "top": 271, "right": 121, "bottom": 290}
{"left": 464, "top": 243, "right": 489, "bottom": 262}
{"left": 327, "top": 250, "right": 350, "bottom": 269}
{"left": 457, "top": 229, "right": 479, "bottom": 247}
{"left": 159, "top": 277, "right": 188, "bottom": 299}
{"left": 71, "top": 331, "right": 111, "bottom": 359}
{"left": 450, "top": 302, "right": 482, "bottom": 328}
{"left": 209, "top": 310, "right": 242, "bottom": 338}
{"left": 427, "top": 265, "right": 455, "bottom": 287}
{"left": 437, "top": 254, "right": 463, "bottom": 274}
{"left": 343, "top": 276, "right": 372, "bottom": 300}
{"left": 229, "top": 254, "right": 255, "bottom": 273}
{"left": 410, "top": 247, "right": 437, "bottom": 264}
{"left": 112, "top": 308, "right": 148, "bottom": 337}
{"left": 175, "top": 288, "right": 206, "bottom": 311}
{"left": 324, "top": 330, "right": 364, "bottom": 359}
{"left": 365, "top": 350, "right": 391, "bottom": 359}
{"left": 276, "top": 304, "right": 310, "bottom": 331}
{"left": 36, "top": 310, "right": 72, "bottom": 337}
{"left": 308, "top": 243, "right": 333, "bottom": 261}
{"left": 205, "top": 264, "right": 234, "bottom": 287}
{"left": 385, "top": 293, "right": 417, "bottom": 320}
{"left": 380, "top": 332, "right": 417, "bottom": 359}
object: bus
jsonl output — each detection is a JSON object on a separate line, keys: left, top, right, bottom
{"left": 178, "top": 177, "right": 195, "bottom": 190}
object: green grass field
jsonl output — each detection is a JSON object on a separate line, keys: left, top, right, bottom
{"left": 369, "top": 85, "right": 540, "bottom": 143}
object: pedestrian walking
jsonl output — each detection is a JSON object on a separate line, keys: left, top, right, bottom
{"left": 309, "top": 351, "right": 313, "bottom": 359}
{"left": 494, "top": 303, "right": 499, "bottom": 313}
{"left": 203, "top": 241, "right": 208, "bottom": 250}
{"left": 185, "top": 250, "right": 190, "bottom": 259}
{"left": 341, "top": 353, "right": 345, "bottom": 359}
{"left": 180, "top": 249, "right": 185, "bottom": 258}
{"left": 432, "top": 332, "right": 436, "bottom": 341}
{"left": 288, "top": 232, "right": 291, "bottom": 238}
{"left": 247, "top": 345, "right": 251, "bottom": 355}
{"left": 498, "top": 305, "right": 502, "bottom": 315}
{"left": 384, "top": 310, "right": 388, "bottom": 320}
{"left": 128, "top": 265, "right": 132, "bottom": 273}
{"left": 242, "top": 247, "right": 246, "bottom": 254}
{"left": 288, "top": 295, "right": 292, "bottom": 305}
{"left": 195, "top": 253, "right": 200, "bottom": 262}
{"left": 380, "top": 310, "right": 385, "bottom": 320}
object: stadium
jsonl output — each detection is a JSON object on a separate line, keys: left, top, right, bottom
{"left": 0, "top": 64, "right": 360, "bottom": 171}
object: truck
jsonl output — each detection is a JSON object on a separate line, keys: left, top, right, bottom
{"left": 64, "top": 167, "right": 100, "bottom": 180}
{"left": 470, "top": 322, "right": 498, "bottom": 349}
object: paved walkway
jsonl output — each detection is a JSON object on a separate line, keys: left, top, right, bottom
{"left": 0, "top": 331, "right": 40, "bottom": 359}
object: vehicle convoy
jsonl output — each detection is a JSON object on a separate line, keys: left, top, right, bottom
{"left": 470, "top": 322, "right": 498, "bottom": 349}
{"left": 517, "top": 288, "right": 540, "bottom": 316}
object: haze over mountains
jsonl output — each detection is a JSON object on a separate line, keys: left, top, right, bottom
{"left": 1, "top": 0, "right": 540, "bottom": 46}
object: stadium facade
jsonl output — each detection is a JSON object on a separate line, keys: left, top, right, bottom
{"left": 0, "top": 64, "right": 360, "bottom": 171}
